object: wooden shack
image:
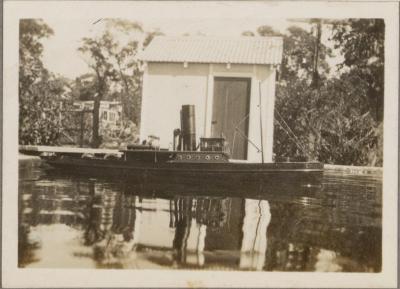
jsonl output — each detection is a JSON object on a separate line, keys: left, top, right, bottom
{"left": 138, "top": 36, "right": 283, "bottom": 162}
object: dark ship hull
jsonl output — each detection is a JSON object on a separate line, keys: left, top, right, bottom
{"left": 40, "top": 149, "right": 323, "bottom": 189}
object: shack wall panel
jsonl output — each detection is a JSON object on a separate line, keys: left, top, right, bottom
{"left": 141, "top": 63, "right": 208, "bottom": 148}
{"left": 141, "top": 62, "right": 276, "bottom": 162}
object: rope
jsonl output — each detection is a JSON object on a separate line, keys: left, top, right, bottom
{"left": 222, "top": 94, "right": 310, "bottom": 159}
{"left": 275, "top": 109, "right": 308, "bottom": 154}
{"left": 275, "top": 118, "right": 309, "bottom": 157}
{"left": 231, "top": 113, "right": 250, "bottom": 156}
{"left": 235, "top": 127, "right": 262, "bottom": 152}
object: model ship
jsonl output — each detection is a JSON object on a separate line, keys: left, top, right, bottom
{"left": 20, "top": 105, "right": 323, "bottom": 186}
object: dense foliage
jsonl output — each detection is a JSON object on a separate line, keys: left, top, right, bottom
{"left": 331, "top": 19, "right": 385, "bottom": 122}
{"left": 19, "top": 19, "right": 68, "bottom": 145}
{"left": 251, "top": 20, "right": 384, "bottom": 166}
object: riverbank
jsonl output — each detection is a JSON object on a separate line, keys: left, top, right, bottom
{"left": 324, "top": 164, "right": 382, "bottom": 175}
{"left": 19, "top": 153, "right": 40, "bottom": 160}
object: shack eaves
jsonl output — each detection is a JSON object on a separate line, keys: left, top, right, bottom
{"left": 138, "top": 36, "right": 283, "bottom": 65}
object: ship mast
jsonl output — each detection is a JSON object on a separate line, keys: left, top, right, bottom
{"left": 259, "top": 81, "right": 264, "bottom": 164}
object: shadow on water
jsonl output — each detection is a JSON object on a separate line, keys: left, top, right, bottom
{"left": 18, "top": 158, "right": 382, "bottom": 272}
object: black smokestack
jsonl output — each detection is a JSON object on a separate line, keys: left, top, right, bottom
{"left": 181, "top": 105, "right": 196, "bottom": 151}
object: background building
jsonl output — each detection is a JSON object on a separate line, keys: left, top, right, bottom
{"left": 72, "top": 100, "right": 123, "bottom": 132}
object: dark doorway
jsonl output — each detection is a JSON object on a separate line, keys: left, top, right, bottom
{"left": 211, "top": 77, "right": 251, "bottom": 160}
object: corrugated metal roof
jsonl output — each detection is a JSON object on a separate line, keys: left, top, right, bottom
{"left": 138, "top": 36, "right": 283, "bottom": 65}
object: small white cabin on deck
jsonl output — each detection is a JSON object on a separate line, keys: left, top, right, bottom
{"left": 138, "top": 36, "right": 283, "bottom": 162}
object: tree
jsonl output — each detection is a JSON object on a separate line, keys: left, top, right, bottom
{"left": 316, "top": 75, "right": 383, "bottom": 166}
{"left": 256, "top": 25, "right": 332, "bottom": 160}
{"left": 78, "top": 32, "right": 119, "bottom": 147}
{"left": 331, "top": 19, "right": 385, "bottom": 122}
{"left": 70, "top": 74, "right": 97, "bottom": 101}
{"left": 19, "top": 19, "right": 68, "bottom": 145}
{"left": 329, "top": 19, "right": 385, "bottom": 165}
{"left": 19, "top": 19, "right": 53, "bottom": 98}
{"left": 257, "top": 25, "right": 282, "bottom": 37}
{"left": 78, "top": 20, "right": 145, "bottom": 147}
{"left": 143, "top": 29, "right": 164, "bottom": 48}
{"left": 106, "top": 19, "right": 147, "bottom": 124}
{"left": 241, "top": 31, "right": 255, "bottom": 37}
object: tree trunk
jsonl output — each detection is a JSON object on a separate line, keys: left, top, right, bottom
{"left": 91, "top": 96, "right": 101, "bottom": 148}
{"left": 116, "top": 60, "right": 130, "bottom": 122}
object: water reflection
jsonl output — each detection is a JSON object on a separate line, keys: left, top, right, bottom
{"left": 18, "top": 158, "right": 381, "bottom": 271}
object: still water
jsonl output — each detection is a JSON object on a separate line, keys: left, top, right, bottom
{"left": 18, "top": 158, "right": 382, "bottom": 272}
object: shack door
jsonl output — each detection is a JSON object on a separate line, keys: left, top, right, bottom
{"left": 211, "top": 77, "right": 251, "bottom": 160}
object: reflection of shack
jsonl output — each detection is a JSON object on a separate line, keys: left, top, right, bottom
{"left": 239, "top": 199, "right": 271, "bottom": 271}
{"left": 168, "top": 197, "right": 271, "bottom": 271}
{"left": 169, "top": 197, "right": 231, "bottom": 231}
{"left": 195, "top": 198, "right": 231, "bottom": 230}
{"left": 168, "top": 196, "right": 234, "bottom": 267}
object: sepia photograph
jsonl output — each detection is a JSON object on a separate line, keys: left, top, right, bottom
{"left": 2, "top": 0, "right": 399, "bottom": 288}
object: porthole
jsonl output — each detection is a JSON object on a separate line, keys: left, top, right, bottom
{"left": 186, "top": 154, "right": 192, "bottom": 160}
{"left": 205, "top": 155, "right": 211, "bottom": 160}
{"left": 214, "top": 155, "right": 220, "bottom": 160}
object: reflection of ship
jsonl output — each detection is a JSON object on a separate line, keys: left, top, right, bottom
{"left": 18, "top": 165, "right": 381, "bottom": 271}
{"left": 41, "top": 166, "right": 323, "bottom": 201}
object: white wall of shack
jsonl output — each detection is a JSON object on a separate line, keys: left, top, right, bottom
{"left": 140, "top": 62, "right": 277, "bottom": 162}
